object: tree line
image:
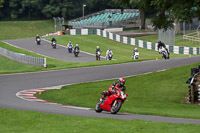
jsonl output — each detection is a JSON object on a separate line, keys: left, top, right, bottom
{"left": 0, "top": 0, "right": 199, "bottom": 29}
{"left": 0, "top": 0, "right": 124, "bottom": 20}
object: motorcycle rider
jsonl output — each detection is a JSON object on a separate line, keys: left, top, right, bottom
{"left": 95, "top": 46, "right": 102, "bottom": 60}
{"left": 67, "top": 41, "right": 73, "bottom": 48}
{"left": 51, "top": 37, "right": 56, "bottom": 43}
{"left": 157, "top": 40, "right": 169, "bottom": 55}
{"left": 67, "top": 41, "right": 73, "bottom": 53}
{"left": 74, "top": 44, "right": 80, "bottom": 51}
{"left": 101, "top": 77, "right": 126, "bottom": 99}
{"left": 106, "top": 48, "right": 113, "bottom": 60}
{"left": 35, "top": 34, "right": 41, "bottom": 42}
{"left": 133, "top": 48, "right": 139, "bottom": 59}
{"left": 74, "top": 44, "right": 80, "bottom": 56}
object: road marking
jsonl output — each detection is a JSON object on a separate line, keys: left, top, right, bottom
{"left": 16, "top": 86, "right": 91, "bottom": 111}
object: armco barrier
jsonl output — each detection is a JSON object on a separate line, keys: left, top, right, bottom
{"left": 50, "top": 28, "right": 200, "bottom": 55}
{"left": 0, "top": 47, "right": 46, "bottom": 67}
{"left": 96, "top": 29, "right": 200, "bottom": 55}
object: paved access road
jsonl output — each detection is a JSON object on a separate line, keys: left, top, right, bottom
{"left": 1, "top": 55, "right": 200, "bottom": 124}
{"left": 4, "top": 38, "right": 106, "bottom": 62}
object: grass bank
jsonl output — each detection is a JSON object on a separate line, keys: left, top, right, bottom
{"left": 50, "top": 35, "right": 187, "bottom": 60}
{"left": 1, "top": 108, "right": 200, "bottom": 133}
{"left": 35, "top": 62, "right": 200, "bottom": 119}
{"left": 0, "top": 20, "right": 54, "bottom": 40}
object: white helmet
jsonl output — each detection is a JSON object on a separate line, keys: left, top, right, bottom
{"left": 76, "top": 44, "right": 78, "bottom": 46}
{"left": 135, "top": 48, "right": 137, "bottom": 50}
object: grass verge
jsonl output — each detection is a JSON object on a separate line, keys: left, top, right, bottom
{"left": 35, "top": 62, "right": 200, "bottom": 119}
{"left": 1, "top": 108, "right": 200, "bottom": 133}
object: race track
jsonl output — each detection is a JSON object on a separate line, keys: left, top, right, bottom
{"left": 4, "top": 38, "right": 106, "bottom": 62}
{"left": 1, "top": 38, "right": 200, "bottom": 124}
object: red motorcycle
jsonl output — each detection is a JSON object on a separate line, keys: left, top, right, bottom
{"left": 95, "top": 89, "right": 128, "bottom": 114}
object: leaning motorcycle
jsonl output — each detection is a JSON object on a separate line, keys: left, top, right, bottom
{"left": 74, "top": 48, "right": 79, "bottom": 57}
{"left": 51, "top": 41, "right": 56, "bottom": 49}
{"left": 36, "top": 38, "right": 41, "bottom": 45}
{"left": 159, "top": 46, "right": 169, "bottom": 59}
{"left": 95, "top": 89, "right": 128, "bottom": 114}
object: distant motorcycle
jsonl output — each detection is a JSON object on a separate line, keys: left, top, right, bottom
{"left": 51, "top": 41, "right": 56, "bottom": 49}
{"left": 36, "top": 38, "right": 41, "bottom": 45}
{"left": 68, "top": 45, "right": 73, "bottom": 53}
{"left": 158, "top": 46, "right": 169, "bottom": 59}
{"left": 133, "top": 52, "right": 139, "bottom": 59}
{"left": 74, "top": 48, "right": 79, "bottom": 57}
{"left": 106, "top": 52, "right": 113, "bottom": 60}
{"left": 96, "top": 51, "right": 101, "bottom": 61}
{"left": 95, "top": 89, "right": 128, "bottom": 114}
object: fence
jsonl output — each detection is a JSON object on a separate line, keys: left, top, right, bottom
{"left": 61, "top": 28, "right": 200, "bottom": 55}
{"left": 183, "top": 32, "right": 200, "bottom": 44}
{"left": 0, "top": 47, "right": 46, "bottom": 67}
{"left": 158, "top": 28, "right": 175, "bottom": 46}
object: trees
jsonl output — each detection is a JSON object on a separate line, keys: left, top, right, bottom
{"left": 113, "top": 0, "right": 200, "bottom": 30}
{"left": 0, "top": 0, "right": 124, "bottom": 20}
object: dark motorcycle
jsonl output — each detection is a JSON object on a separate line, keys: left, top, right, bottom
{"left": 51, "top": 41, "right": 56, "bottom": 49}
{"left": 36, "top": 38, "right": 41, "bottom": 45}
{"left": 74, "top": 48, "right": 79, "bottom": 57}
{"left": 96, "top": 51, "right": 101, "bottom": 61}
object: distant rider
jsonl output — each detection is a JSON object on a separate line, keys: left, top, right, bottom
{"left": 95, "top": 46, "right": 102, "bottom": 60}
{"left": 106, "top": 48, "right": 113, "bottom": 60}
{"left": 51, "top": 37, "right": 56, "bottom": 43}
{"left": 157, "top": 41, "right": 169, "bottom": 55}
{"left": 67, "top": 41, "right": 73, "bottom": 48}
{"left": 74, "top": 44, "right": 80, "bottom": 51}
{"left": 101, "top": 77, "right": 126, "bottom": 99}
{"left": 133, "top": 48, "right": 138, "bottom": 56}
{"left": 35, "top": 34, "right": 40, "bottom": 41}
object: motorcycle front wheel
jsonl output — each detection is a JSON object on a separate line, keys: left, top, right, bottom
{"left": 111, "top": 100, "right": 122, "bottom": 114}
{"left": 95, "top": 101, "right": 102, "bottom": 113}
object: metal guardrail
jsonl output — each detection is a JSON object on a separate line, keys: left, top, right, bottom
{"left": 0, "top": 47, "right": 46, "bottom": 67}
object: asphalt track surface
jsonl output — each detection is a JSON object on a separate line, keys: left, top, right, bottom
{"left": 4, "top": 38, "right": 106, "bottom": 62}
{"left": 1, "top": 52, "right": 200, "bottom": 124}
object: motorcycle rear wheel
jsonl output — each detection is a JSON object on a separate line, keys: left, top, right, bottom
{"left": 95, "top": 101, "right": 102, "bottom": 113}
{"left": 111, "top": 100, "right": 122, "bottom": 114}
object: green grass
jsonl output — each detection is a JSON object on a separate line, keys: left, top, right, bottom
{"left": 51, "top": 35, "right": 187, "bottom": 60}
{"left": 35, "top": 62, "right": 200, "bottom": 119}
{"left": 0, "top": 20, "right": 54, "bottom": 40}
{"left": 0, "top": 35, "right": 188, "bottom": 74}
{"left": 1, "top": 108, "right": 200, "bottom": 133}
{"left": 135, "top": 34, "right": 200, "bottom": 47}
{"left": 0, "top": 56, "right": 42, "bottom": 74}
